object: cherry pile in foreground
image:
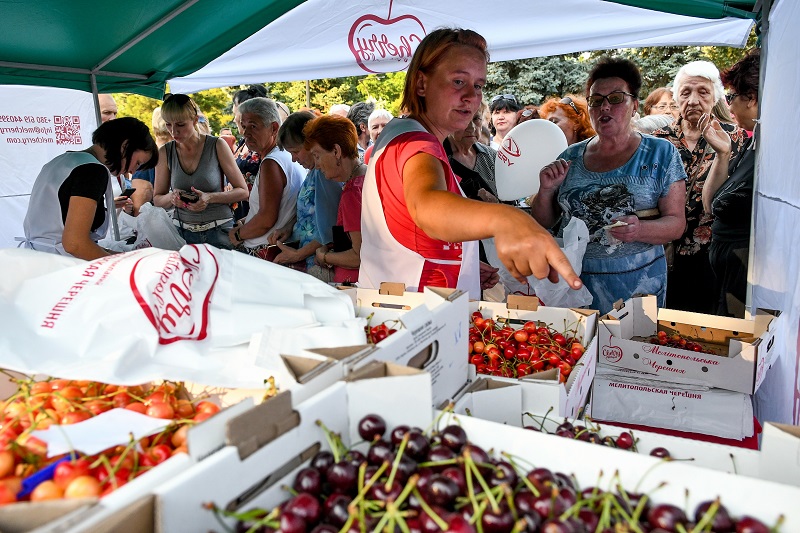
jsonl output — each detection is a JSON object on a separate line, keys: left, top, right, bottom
{"left": 211, "top": 414, "right": 778, "bottom": 533}
{"left": 647, "top": 331, "right": 716, "bottom": 355}
{"left": 0, "top": 376, "right": 220, "bottom": 503}
{"left": 468, "top": 312, "right": 586, "bottom": 383}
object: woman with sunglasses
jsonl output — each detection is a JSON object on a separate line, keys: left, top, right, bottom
{"left": 153, "top": 93, "right": 248, "bottom": 249}
{"left": 489, "top": 93, "right": 520, "bottom": 149}
{"left": 699, "top": 49, "right": 760, "bottom": 317}
{"left": 652, "top": 61, "right": 748, "bottom": 314}
{"left": 22, "top": 117, "right": 158, "bottom": 259}
{"left": 538, "top": 95, "right": 595, "bottom": 146}
{"left": 531, "top": 56, "right": 686, "bottom": 314}
{"left": 359, "top": 28, "right": 581, "bottom": 299}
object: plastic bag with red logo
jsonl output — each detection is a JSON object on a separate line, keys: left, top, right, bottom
{"left": 0, "top": 245, "right": 361, "bottom": 388}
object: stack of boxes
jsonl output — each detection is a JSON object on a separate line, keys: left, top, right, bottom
{"left": 590, "top": 295, "right": 781, "bottom": 441}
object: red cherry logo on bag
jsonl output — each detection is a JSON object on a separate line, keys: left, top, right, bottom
{"left": 348, "top": 0, "right": 426, "bottom": 74}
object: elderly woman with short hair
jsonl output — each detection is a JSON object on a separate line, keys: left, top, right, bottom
{"left": 652, "top": 61, "right": 748, "bottom": 313}
{"left": 228, "top": 98, "right": 304, "bottom": 257}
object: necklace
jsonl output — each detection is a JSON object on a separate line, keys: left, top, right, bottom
{"left": 349, "top": 161, "right": 365, "bottom": 179}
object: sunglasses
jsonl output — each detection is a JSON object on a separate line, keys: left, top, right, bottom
{"left": 491, "top": 94, "right": 517, "bottom": 104}
{"left": 725, "top": 93, "right": 742, "bottom": 104}
{"left": 587, "top": 91, "right": 636, "bottom": 108}
{"left": 560, "top": 96, "right": 581, "bottom": 116}
{"left": 163, "top": 93, "right": 191, "bottom": 105}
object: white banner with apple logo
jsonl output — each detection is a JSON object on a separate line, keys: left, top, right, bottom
{"left": 169, "top": 0, "right": 753, "bottom": 93}
{"left": 0, "top": 86, "right": 96, "bottom": 251}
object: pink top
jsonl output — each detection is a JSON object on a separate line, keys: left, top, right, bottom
{"left": 334, "top": 174, "right": 364, "bottom": 284}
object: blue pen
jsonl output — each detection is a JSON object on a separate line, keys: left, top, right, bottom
{"left": 17, "top": 456, "right": 71, "bottom": 498}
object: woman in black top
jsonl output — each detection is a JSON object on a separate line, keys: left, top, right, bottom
{"left": 701, "top": 49, "right": 760, "bottom": 317}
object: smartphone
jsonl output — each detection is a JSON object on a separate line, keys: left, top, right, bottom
{"left": 179, "top": 191, "right": 199, "bottom": 203}
{"left": 120, "top": 187, "right": 136, "bottom": 198}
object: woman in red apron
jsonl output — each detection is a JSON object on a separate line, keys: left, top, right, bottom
{"left": 360, "top": 28, "right": 582, "bottom": 299}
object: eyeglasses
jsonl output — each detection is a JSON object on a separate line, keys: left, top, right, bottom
{"left": 587, "top": 91, "right": 636, "bottom": 108}
{"left": 725, "top": 93, "right": 742, "bottom": 104}
{"left": 491, "top": 94, "right": 517, "bottom": 104}
{"left": 560, "top": 96, "right": 581, "bottom": 116}
{"left": 653, "top": 103, "right": 679, "bottom": 111}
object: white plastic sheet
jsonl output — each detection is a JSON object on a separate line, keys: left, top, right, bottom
{"left": 0, "top": 246, "right": 364, "bottom": 388}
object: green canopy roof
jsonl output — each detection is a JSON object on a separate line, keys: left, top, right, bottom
{"left": 0, "top": 0, "right": 305, "bottom": 99}
{"left": 604, "top": 0, "right": 759, "bottom": 20}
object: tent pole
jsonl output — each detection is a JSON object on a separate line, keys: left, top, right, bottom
{"left": 91, "top": 73, "right": 121, "bottom": 242}
{"left": 745, "top": 0, "right": 770, "bottom": 319}
{"left": 305, "top": 80, "right": 311, "bottom": 108}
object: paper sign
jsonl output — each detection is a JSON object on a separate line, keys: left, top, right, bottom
{"left": 31, "top": 408, "right": 172, "bottom": 458}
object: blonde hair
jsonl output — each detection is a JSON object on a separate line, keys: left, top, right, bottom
{"left": 151, "top": 107, "right": 171, "bottom": 145}
{"left": 161, "top": 94, "right": 199, "bottom": 124}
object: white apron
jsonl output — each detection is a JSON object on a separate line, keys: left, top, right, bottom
{"left": 20, "top": 152, "right": 114, "bottom": 257}
{"left": 359, "top": 118, "right": 480, "bottom": 299}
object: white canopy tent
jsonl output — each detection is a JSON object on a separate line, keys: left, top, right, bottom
{"left": 169, "top": 0, "right": 753, "bottom": 91}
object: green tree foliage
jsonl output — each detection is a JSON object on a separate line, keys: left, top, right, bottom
{"left": 482, "top": 41, "right": 755, "bottom": 113}
{"left": 357, "top": 72, "right": 406, "bottom": 115}
{"left": 115, "top": 87, "right": 234, "bottom": 136}
{"left": 486, "top": 55, "right": 589, "bottom": 106}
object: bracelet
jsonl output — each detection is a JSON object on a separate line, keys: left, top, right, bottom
{"left": 234, "top": 228, "right": 241, "bottom": 243}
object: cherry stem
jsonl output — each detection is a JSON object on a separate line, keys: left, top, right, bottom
{"left": 350, "top": 460, "right": 389, "bottom": 512}
{"left": 315, "top": 419, "right": 344, "bottom": 463}
{"left": 693, "top": 498, "right": 720, "bottom": 533}
{"left": 411, "top": 488, "right": 449, "bottom": 530}
{"left": 465, "top": 451, "right": 499, "bottom": 513}
{"left": 385, "top": 433, "right": 409, "bottom": 490}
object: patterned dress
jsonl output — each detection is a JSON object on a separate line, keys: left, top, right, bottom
{"left": 653, "top": 118, "right": 747, "bottom": 312}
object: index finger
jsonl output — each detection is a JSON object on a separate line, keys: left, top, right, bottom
{"left": 546, "top": 248, "right": 582, "bottom": 289}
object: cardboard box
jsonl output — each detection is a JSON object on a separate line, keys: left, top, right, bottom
{"left": 591, "top": 365, "right": 755, "bottom": 440}
{"left": 599, "top": 295, "right": 781, "bottom": 394}
{"left": 343, "top": 284, "right": 469, "bottom": 407}
{"left": 447, "top": 376, "right": 523, "bottom": 426}
{"left": 444, "top": 413, "right": 800, "bottom": 530}
{"left": 760, "top": 422, "right": 800, "bottom": 487}
{"left": 153, "top": 362, "right": 432, "bottom": 533}
{"left": 469, "top": 296, "right": 598, "bottom": 418}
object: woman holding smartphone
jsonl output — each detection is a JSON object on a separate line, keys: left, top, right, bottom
{"left": 153, "top": 93, "right": 248, "bottom": 249}
{"left": 22, "top": 117, "right": 157, "bottom": 259}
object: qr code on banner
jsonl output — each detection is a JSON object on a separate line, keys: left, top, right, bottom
{"left": 54, "top": 115, "right": 82, "bottom": 145}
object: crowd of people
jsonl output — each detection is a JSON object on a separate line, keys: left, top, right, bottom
{"left": 20, "top": 29, "right": 760, "bottom": 317}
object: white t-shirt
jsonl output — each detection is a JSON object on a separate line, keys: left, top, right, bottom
{"left": 243, "top": 146, "right": 305, "bottom": 248}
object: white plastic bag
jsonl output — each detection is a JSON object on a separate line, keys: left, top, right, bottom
{"left": 482, "top": 218, "right": 593, "bottom": 307}
{"left": 134, "top": 203, "right": 185, "bottom": 250}
{"left": 0, "top": 245, "right": 362, "bottom": 388}
{"left": 529, "top": 218, "right": 594, "bottom": 308}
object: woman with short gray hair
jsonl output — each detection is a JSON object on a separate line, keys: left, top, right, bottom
{"left": 228, "top": 98, "right": 305, "bottom": 257}
{"left": 652, "top": 61, "right": 748, "bottom": 313}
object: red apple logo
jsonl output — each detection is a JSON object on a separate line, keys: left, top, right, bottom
{"left": 348, "top": 0, "right": 426, "bottom": 74}
{"left": 602, "top": 335, "right": 623, "bottom": 363}
{"left": 130, "top": 245, "right": 219, "bottom": 345}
